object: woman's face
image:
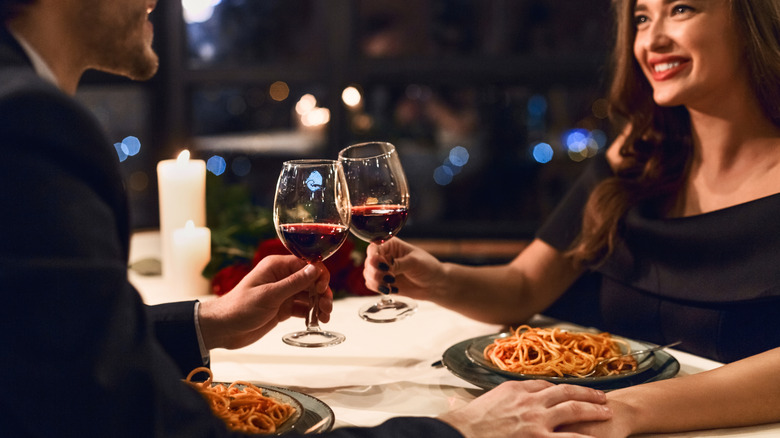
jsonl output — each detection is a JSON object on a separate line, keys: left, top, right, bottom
{"left": 632, "top": 0, "right": 746, "bottom": 109}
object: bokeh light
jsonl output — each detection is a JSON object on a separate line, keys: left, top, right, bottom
{"left": 182, "top": 0, "right": 221, "bottom": 24}
{"left": 231, "top": 156, "right": 251, "bottom": 177}
{"left": 342, "top": 86, "right": 362, "bottom": 108}
{"left": 532, "top": 142, "right": 554, "bottom": 163}
{"left": 448, "top": 146, "right": 470, "bottom": 167}
{"left": 207, "top": 155, "right": 227, "bottom": 176}
{"left": 269, "top": 81, "right": 290, "bottom": 102}
{"left": 433, "top": 165, "right": 454, "bottom": 186}
{"left": 122, "top": 136, "right": 141, "bottom": 156}
{"left": 114, "top": 143, "right": 129, "bottom": 162}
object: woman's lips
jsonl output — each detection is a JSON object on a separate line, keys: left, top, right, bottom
{"left": 649, "top": 59, "right": 690, "bottom": 81}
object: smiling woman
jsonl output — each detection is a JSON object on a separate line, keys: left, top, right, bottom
{"left": 358, "top": 0, "right": 780, "bottom": 436}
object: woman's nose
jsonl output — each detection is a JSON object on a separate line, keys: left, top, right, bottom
{"left": 645, "top": 19, "right": 673, "bottom": 52}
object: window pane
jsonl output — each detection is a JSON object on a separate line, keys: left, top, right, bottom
{"left": 356, "top": 0, "right": 611, "bottom": 58}
{"left": 185, "top": 0, "right": 327, "bottom": 67}
{"left": 341, "top": 83, "right": 609, "bottom": 237}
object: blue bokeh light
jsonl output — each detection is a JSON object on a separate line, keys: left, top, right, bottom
{"left": 591, "top": 129, "right": 607, "bottom": 149}
{"left": 448, "top": 146, "right": 470, "bottom": 167}
{"left": 305, "top": 170, "right": 323, "bottom": 191}
{"left": 433, "top": 166, "right": 454, "bottom": 186}
{"left": 527, "top": 94, "right": 548, "bottom": 117}
{"left": 122, "top": 136, "right": 141, "bottom": 156}
{"left": 206, "top": 155, "right": 227, "bottom": 175}
{"left": 564, "top": 129, "right": 590, "bottom": 153}
{"left": 532, "top": 142, "right": 554, "bottom": 163}
{"left": 231, "top": 156, "right": 251, "bottom": 177}
{"left": 114, "top": 142, "right": 128, "bottom": 162}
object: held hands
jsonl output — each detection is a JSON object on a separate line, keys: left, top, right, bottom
{"left": 438, "top": 380, "right": 612, "bottom": 438}
{"left": 198, "top": 255, "right": 333, "bottom": 350}
{"left": 363, "top": 238, "right": 445, "bottom": 299}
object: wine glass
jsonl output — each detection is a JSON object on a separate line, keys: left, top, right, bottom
{"left": 338, "top": 141, "right": 417, "bottom": 323}
{"left": 273, "top": 159, "right": 350, "bottom": 347}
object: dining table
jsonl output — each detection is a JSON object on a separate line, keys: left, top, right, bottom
{"left": 129, "top": 230, "right": 780, "bottom": 437}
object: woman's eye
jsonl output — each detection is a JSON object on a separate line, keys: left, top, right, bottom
{"left": 672, "top": 5, "right": 694, "bottom": 15}
{"left": 634, "top": 14, "right": 649, "bottom": 27}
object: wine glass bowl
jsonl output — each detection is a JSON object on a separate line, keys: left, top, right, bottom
{"left": 338, "top": 142, "right": 417, "bottom": 323}
{"left": 274, "top": 159, "right": 350, "bottom": 347}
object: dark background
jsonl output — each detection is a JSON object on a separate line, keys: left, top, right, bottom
{"left": 77, "top": 0, "right": 614, "bottom": 242}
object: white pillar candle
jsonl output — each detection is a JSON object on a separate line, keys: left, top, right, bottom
{"left": 157, "top": 150, "right": 206, "bottom": 280}
{"left": 171, "top": 220, "right": 211, "bottom": 296}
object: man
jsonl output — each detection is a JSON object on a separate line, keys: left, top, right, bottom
{"left": 0, "top": 1, "right": 611, "bottom": 436}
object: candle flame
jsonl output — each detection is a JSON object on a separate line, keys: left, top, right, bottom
{"left": 177, "top": 150, "right": 191, "bottom": 164}
{"left": 184, "top": 219, "right": 195, "bottom": 230}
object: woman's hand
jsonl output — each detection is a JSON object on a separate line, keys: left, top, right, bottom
{"left": 198, "top": 255, "right": 333, "bottom": 350}
{"left": 438, "top": 380, "right": 612, "bottom": 438}
{"left": 363, "top": 237, "right": 446, "bottom": 300}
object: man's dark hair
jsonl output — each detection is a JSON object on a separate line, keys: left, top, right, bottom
{"left": 0, "top": 0, "right": 34, "bottom": 22}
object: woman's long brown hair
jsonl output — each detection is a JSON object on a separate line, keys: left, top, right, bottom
{"left": 567, "top": 0, "right": 780, "bottom": 266}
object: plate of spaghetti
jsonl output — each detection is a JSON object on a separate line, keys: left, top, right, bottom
{"left": 463, "top": 326, "right": 659, "bottom": 385}
{"left": 184, "top": 367, "right": 334, "bottom": 434}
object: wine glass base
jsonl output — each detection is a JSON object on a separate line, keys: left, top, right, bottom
{"left": 282, "top": 330, "right": 346, "bottom": 348}
{"left": 359, "top": 296, "right": 418, "bottom": 323}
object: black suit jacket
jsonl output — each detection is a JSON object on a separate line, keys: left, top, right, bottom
{"left": 0, "top": 26, "right": 461, "bottom": 437}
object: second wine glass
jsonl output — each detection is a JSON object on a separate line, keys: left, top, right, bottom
{"left": 273, "top": 159, "right": 350, "bottom": 347}
{"left": 338, "top": 141, "right": 417, "bottom": 323}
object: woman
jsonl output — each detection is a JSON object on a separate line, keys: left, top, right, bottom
{"left": 364, "top": 0, "right": 780, "bottom": 435}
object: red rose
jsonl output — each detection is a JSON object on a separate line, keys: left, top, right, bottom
{"left": 217, "top": 237, "right": 372, "bottom": 297}
{"left": 344, "top": 264, "right": 375, "bottom": 296}
{"left": 210, "top": 263, "right": 252, "bottom": 296}
{"left": 252, "top": 238, "right": 289, "bottom": 266}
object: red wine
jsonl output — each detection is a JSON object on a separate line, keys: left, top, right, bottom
{"left": 279, "top": 223, "right": 349, "bottom": 263}
{"left": 350, "top": 204, "right": 408, "bottom": 243}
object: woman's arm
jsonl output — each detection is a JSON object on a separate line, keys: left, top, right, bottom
{"left": 566, "top": 347, "right": 780, "bottom": 437}
{"left": 364, "top": 238, "right": 584, "bottom": 325}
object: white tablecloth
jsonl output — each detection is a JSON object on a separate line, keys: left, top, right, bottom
{"left": 130, "top": 231, "right": 780, "bottom": 437}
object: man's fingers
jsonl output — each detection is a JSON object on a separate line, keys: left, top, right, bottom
{"left": 263, "top": 264, "right": 320, "bottom": 301}
{"left": 547, "top": 400, "right": 612, "bottom": 429}
{"left": 538, "top": 384, "right": 607, "bottom": 407}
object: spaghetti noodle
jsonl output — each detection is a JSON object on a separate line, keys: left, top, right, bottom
{"left": 483, "top": 325, "right": 638, "bottom": 377}
{"left": 184, "top": 367, "right": 297, "bottom": 434}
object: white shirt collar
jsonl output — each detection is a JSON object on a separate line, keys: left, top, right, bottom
{"left": 8, "top": 28, "right": 60, "bottom": 88}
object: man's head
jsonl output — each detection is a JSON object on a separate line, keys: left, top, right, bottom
{"left": 77, "top": 0, "right": 160, "bottom": 81}
{"left": 3, "top": 0, "right": 159, "bottom": 88}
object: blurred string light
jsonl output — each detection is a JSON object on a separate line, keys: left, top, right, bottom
{"left": 529, "top": 129, "right": 607, "bottom": 164}
{"left": 269, "top": 81, "right": 290, "bottom": 102}
{"left": 206, "top": 155, "right": 227, "bottom": 176}
{"left": 433, "top": 146, "right": 470, "bottom": 186}
{"left": 342, "top": 86, "right": 362, "bottom": 108}
{"left": 295, "top": 94, "right": 330, "bottom": 128}
{"left": 114, "top": 135, "right": 142, "bottom": 162}
{"left": 563, "top": 128, "right": 607, "bottom": 162}
{"left": 231, "top": 156, "right": 251, "bottom": 177}
{"left": 532, "top": 142, "right": 554, "bottom": 164}
{"left": 182, "top": 0, "right": 221, "bottom": 24}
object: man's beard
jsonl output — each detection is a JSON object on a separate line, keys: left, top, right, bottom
{"left": 100, "top": 44, "right": 159, "bottom": 81}
{"left": 82, "top": 6, "right": 159, "bottom": 81}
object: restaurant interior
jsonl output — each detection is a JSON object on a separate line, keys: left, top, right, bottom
{"left": 78, "top": 0, "right": 613, "bottom": 265}
{"left": 42, "top": 1, "right": 780, "bottom": 436}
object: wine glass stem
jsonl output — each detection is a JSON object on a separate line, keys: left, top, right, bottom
{"left": 306, "top": 290, "right": 321, "bottom": 331}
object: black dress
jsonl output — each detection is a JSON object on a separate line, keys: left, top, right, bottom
{"left": 537, "top": 153, "right": 780, "bottom": 363}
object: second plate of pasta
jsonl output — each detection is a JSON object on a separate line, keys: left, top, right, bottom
{"left": 464, "top": 327, "right": 657, "bottom": 385}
